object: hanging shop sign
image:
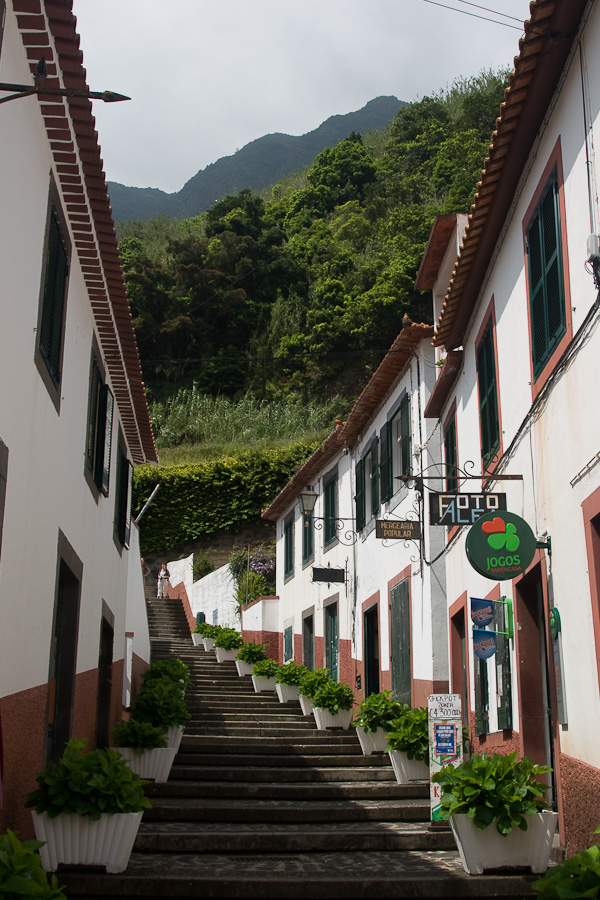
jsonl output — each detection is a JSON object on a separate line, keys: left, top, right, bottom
{"left": 312, "top": 566, "right": 345, "bottom": 584}
{"left": 465, "top": 510, "right": 537, "bottom": 580}
{"left": 429, "top": 492, "right": 507, "bottom": 526}
{"left": 470, "top": 597, "right": 494, "bottom": 628}
{"left": 473, "top": 628, "right": 497, "bottom": 659}
{"left": 375, "top": 519, "right": 421, "bottom": 541}
{"left": 428, "top": 694, "right": 463, "bottom": 823}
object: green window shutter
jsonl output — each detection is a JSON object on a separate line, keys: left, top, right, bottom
{"left": 101, "top": 388, "right": 114, "bottom": 497}
{"left": 284, "top": 626, "right": 293, "bottom": 662}
{"left": 324, "top": 475, "right": 338, "bottom": 546}
{"left": 302, "top": 513, "right": 313, "bottom": 563}
{"left": 284, "top": 518, "right": 294, "bottom": 578}
{"left": 390, "top": 579, "right": 411, "bottom": 705}
{"left": 444, "top": 417, "right": 458, "bottom": 493}
{"left": 527, "top": 171, "right": 566, "bottom": 379}
{"left": 379, "top": 421, "right": 392, "bottom": 502}
{"left": 370, "top": 437, "right": 379, "bottom": 517}
{"left": 115, "top": 446, "right": 132, "bottom": 548}
{"left": 477, "top": 323, "right": 500, "bottom": 469}
{"left": 40, "top": 210, "right": 68, "bottom": 386}
{"left": 399, "top": 395, "right": 411, "bottom": 476}
{"left": 496, "top": 602, "right": 513, "bottom": 730}
{"left": 86, "top": 360, "right": 101, "bottom": 476}
{"left": 355, "top": 458, "right": 366, "bottom": 532}
{"left": 474, "top": 656, "right": 489, "bottom": 736}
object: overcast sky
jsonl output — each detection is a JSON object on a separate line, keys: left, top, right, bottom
{"left": 71, "top": 0, "right": 532, "bottom": 195}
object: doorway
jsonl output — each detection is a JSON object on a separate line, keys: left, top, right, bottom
{"left": 95, "top": 604, "right": 115, "bottom": 749}
{"left": 303, "top": 613, "right": 314, "bottom": 671}
{"left": 390, "top": 578, "right": 411, "bottom": 704}
{"left": 325, "top": 601, "right": 339, "bottom": 681}
{"left": 364, "top": 604, "right": 380, "bottom": 696}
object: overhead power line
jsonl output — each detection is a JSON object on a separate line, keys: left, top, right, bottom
{"left": 418, "top": 0, "right": 524, "bottom": 31}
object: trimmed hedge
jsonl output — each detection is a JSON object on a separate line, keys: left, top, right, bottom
{"left": 134, "top": 440, "right": 319, "bottom": 555}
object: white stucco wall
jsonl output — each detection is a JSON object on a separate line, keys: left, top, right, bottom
{"left": 166, "top": 554, "right": 239, "bottom": 630}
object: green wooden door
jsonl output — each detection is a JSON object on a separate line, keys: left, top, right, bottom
{"left": 390, "top": 579, "right": 411, "bottom": 705}
{"left": 325, "top": 603, "right": 339, "bottom": 681}
{"left": 364, "top": 605, "right": 380, "bottom": 696}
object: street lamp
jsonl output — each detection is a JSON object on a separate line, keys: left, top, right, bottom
{"left": 298, "top": 485, "right": 318, "bottom": 516}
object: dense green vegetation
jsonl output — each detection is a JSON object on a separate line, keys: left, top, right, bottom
{"left": 122, "top": 72, "right": 508, "bottom": 411}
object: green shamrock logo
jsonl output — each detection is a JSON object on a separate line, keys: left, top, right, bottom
{"left": 485, "top": 520, "right": 520, "bottom": 552}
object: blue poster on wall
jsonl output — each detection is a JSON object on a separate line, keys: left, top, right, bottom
{"left": 470, "top": 597, "right": 494, "bottom": 627}
{"left": 473, "top": 628, "right": 497, "bottom": 659}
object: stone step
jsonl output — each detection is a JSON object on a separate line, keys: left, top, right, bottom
{"left": 167, "top": 765, "right": 397, "bottom": 784}
{"left": 147, "top": 780, "right": 418, "bottom": 801}
{"left": 178, "top": 735, "right": 362, "bottom": 752}
{"left": 175, "top": 752, "right": 385, "bottom": 767}
{"left": 59, "top": 849, "right": 538, "bottom": 899}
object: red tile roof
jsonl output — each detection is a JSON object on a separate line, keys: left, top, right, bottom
{"left": 13, "top": 0, "right": 157, "bottom": 464}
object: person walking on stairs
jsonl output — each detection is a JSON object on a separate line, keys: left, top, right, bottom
{"left": 157, "top": 563, "right": 170, "bottom": 599}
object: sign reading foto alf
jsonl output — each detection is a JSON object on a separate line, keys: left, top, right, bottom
{"left": 429, "top": 492, "right": 507, "bottom": 526}
{"left": 465, "top": 510, "right": 537, "bottom": 580}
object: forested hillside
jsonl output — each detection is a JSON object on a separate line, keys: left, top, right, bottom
{"left": 122, "top": 72, "right": 508, "bottom": 417}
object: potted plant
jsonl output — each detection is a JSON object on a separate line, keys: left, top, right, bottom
{"left": 297, "top": 668, "right": 331, "bottom": 716}
{"left": 0, "top": 829, "right": 66, "bottom": 898}
{"left": 214, "top": 627, "right": 244, "bottom": 662}
{"left": 386, "top": 706, "right": 430, "bottom": 782}
{"left": 353, "top": 691, "right": 407, "bottom": 755}
{"left": 141, "top": 658, "right": 192, "bottom": 693}
{"left": 252, "top": 658, "right": 279, "bottom": 692}
{"left": 532, "top": 827, "right": 600, "bottom": 897}
{"left": 235, "top": 642, "right": 267, "bottom": 676}
{"left": 431, "top": 751, "right": 556, "bottom": 874}
{"left": 197, "top": 622, "right": 222, "bottom": 651}
{"left": 112, "top": 719, "right": 176, "bottom": 784}
{"left": 25, "top": 738, "right": 151, "bottom": 874}
{"left": 128, "top": 677, "right": 190, "bottom": 751}
{"left": 275, "top": 660, "right": 308, "bottom": 703}
{"left": 312, "top": 681, "right": 354, "bottom": 730}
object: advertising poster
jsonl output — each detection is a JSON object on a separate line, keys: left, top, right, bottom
{"left": 428, "top": 694, "right": 462, "bottom": 823}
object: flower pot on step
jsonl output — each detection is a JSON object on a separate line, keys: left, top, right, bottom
{"left": 388, "top": 749, "right": 429, "bottom": 782}
{"left": 166, "top": 724, "right": 185, "bottom": 751}
{"left": 235, "top": 660, "right": 254, "bottom": 677}
{"left": 192, "top": 633, "right": 202, "bottom": 646}
{"left": 276, "top": 683, "right": 300, "bottom": 703}
{"left": 31, "top": 810, "right": 143, "bottom": 874}
{"left": 202, "top": 637, "right": 215, "bottom": 651}
{"left": 215, "top": 647, "right": 238, "bottom": 663}
{"left": 313, "top": 707, "right": 353, "bottom": 730}
{"left": 252, "top": 675, "right": 276, "bottom": 693}
{"left": 355, "top": 726, "right": 388, "bottom": 755}
{"left": 450, "top": 811, "right": 558, "bottom": 875}
{"left": 299, "top": 695, "right": 314, "bottom": 716}
{"left": 116, "top": 746, "right": 177, "bottom": 783}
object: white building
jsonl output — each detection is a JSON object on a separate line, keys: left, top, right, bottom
{"left": 0, "top": 0, "right": 156, "bottom": 837}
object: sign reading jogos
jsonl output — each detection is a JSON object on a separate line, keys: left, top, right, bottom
{"left": 465, "top": 510, "right": 537, "bottom": 580}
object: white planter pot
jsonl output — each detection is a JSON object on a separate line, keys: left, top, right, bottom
{"left": 276, "top": 683, "right": 300, "bottom": 703}
{"left": 202, "top": 637, "right": 215, "bottom": 651}
{"left": 355, "top": 726, "right": 388, "bottom": 755}
{"left": 32, "top": 810, "right": 143, "bottom": 874}
{"left": 313, "top": 707, "right": 353, "bottom": 730}
{"left": 450, "top": 811, "right": 558, "bottom": 875}
{"left": 252, "top": 675, "right": 276, "bottom": 693}
{"left": 166, "top": 724, "right": 185, "bottom": 751}
{"left": 388, "top": 749, "right": 430, "bottom": 783}
{"left": 235, "top": 659, "right": 254, "bottom": 676}
{"left": 116, "top": 746, "right": 177, "bottom": 783}
{"left": 215, "top": 647, "right": 239, "bottom": 663}
{"left": 299, "top": 695, "right": 314, "bottom": 716}
{"left": 192, "top": 633, "right": 203, "bottom": 646}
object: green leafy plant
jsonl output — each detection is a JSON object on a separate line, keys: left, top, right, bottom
{"left": 234, "top": 570, "right": 272, "bottom": 607}
{"left": 213, "top": 628, "right": 244, "bottom": 651}
{"left": 25, "top": 738, "right": 152, "bottom": 821}
{"left": 297, "top": 668, "right": 332, "bottom": 698}
{"left": 386, "top": 706, "right": 429, "bottom": 763}
{"left": 275, "top": 660, "right": 308, "bottom": 685}
{"left": 252, "top": 659, "right": 279, "bottom": 678}
{"left": 0, "top": 829, "right": 66, "bottom": 899}
{"left": 194, "top": 622, "right": 222, "bottom": 637}
{"left": 431, "top": 751, "right": 552, "bottom": 836}
{"left": 353, "top": 691, "right": 408, "bottom": 734}
{"left": 532, "top": 827, "right": 600, "bottom": 898}
{"left": 111, "top": 719, "right": 168, "bottom": 754}
{"left": 128, "top": 678, "right": 191, "bottom": 729}
{"left": 236, "top": 642, "right": 268, "bottom": 664}
{"left": 141, "top": 658, "right": 192, "bottom": 690}
{"left": 312, "top": 681, "right": 354, "bottom": 714}
{"left": 193, "top": 549, "right": 215, "bottom": 581}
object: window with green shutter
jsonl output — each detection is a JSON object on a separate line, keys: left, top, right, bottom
{"left": 369, "top": 437, "right": 379, "bottom": 518}
{"left": 526, "top": 169, "right": 566, "bottom": 380}
{"left": 39, "top": 209, "right": 69, "bottom": 387}
{"left": 379, "top": 421, "right": 392, "bottom": 502}
{"left": 476, "top": 321, "right": 500, "bottom": 469}
{"left": 114, "top": 443, "right": 132, "bottom": 549}
{"left": 284, "top": 626, "right": 293, "bottom": 662}
{"left": 302, "top": 513, "right": 314, "bottom": 564}
{"left": 355, "top": 458, "right": 366, "bottom": 532}
{"left": 284, "top": 516, "right": 294, "bottom": 578}
{"left": 86, "top": 355, "right": 114, "bottom": 497}
{"left": 444, "top": 415, "right": 458, "bottom": 493}
{"left": 324, "top": 473, "right": 338, "bottom": 546}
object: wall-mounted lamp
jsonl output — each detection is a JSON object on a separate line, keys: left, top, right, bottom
{"left": 298, "top": 485, "right": 318, "bottom": 516}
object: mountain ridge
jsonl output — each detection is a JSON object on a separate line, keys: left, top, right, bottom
{"left": 108, "top": 95, "right": 405, "bottom": 222}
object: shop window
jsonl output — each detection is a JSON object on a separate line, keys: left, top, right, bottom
{"left": 284, "top": 515, "right": 294, "bottom": 579}
{"left": 476, "top": 319, "right": 500, "bottom": 470}
{"left": 323, "top": 472, "right": 338, "bottom": 547}
{"left": 85, "top": 355, "right": 114, "bottom": 496}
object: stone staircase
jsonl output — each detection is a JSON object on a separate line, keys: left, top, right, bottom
{"left": 60, "top": 588, "right": 539, "bottom": 898}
